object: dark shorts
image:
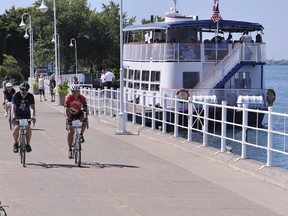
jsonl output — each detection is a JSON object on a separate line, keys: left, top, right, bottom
{"left": 104, "top": 81, "right": 113, "bottom": 89}
{"left": 50, "top": 88, "right": 55, "bottom": 95}
{"left": 66, "top": 112, "right": 87, "bottom": 129}
{"left": 39, "top": 89, "right": 45, "bottom": 95}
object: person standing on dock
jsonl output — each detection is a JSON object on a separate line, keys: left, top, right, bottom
{"left": 104, "top": 69, "right": 115, "bottom": 89}
{"left": 103, "top": 69, "right": 115, "bottom": 98}
{"left": 49, "top": 74, "right": 56, "bottom": 102}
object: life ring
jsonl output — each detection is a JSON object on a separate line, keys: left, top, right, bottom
{"left": 266, "top": 89, "right": 276, "bottom": 106}
{"left": 176, "top": 88, "right": 190, "bottom": 101}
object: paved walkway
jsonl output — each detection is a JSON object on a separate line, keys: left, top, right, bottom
{"left": 1, "top": 94, "right": 288, "bottom": 216}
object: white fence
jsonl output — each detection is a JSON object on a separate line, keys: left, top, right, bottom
{"left": 81, "top": 87, "right": 288, "bottom": 169}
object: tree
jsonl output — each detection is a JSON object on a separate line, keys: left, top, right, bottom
{"left": 0, "top": 0, "right": 136, "bottom": 77}
{"left": 0, "top": 54, "right": 24, "bottom": 82}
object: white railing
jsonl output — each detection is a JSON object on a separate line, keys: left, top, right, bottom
{"left": 81, "top": 87, "right": 288, "bottom": 169}
{"left": 124, "top": 42, "right": 266, "bottom": 63}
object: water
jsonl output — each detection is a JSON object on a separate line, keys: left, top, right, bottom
{"left": 265, "top": 65, "right": 288, "bottom": 113}
{"left": 184, "top": 65, "right": 288, "bottom": 169}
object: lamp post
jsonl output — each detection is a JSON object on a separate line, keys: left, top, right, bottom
{"left": 39, "top": 0, "right": 60, "bottom": 105}
{"left": 69, "top": 38, "right": 78, "bottom": 74}
{"left": 52, "top": 33, "right": 60, "bottom": 79}
{"left": 19, "top": 13, "right": 34, "bottom": 94}
{"left": 116, "top": 0, "right": 128, "bottom": 134}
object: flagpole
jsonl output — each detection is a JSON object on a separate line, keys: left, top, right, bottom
{"left": 216, "top": 20, "right": 219, "bottom": 63}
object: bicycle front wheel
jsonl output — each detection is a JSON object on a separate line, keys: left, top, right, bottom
{"left": 19, "top": 132, "right": 26, "bottom": 167}
{"left": 76, "top": 142, "right": 81, "bottom": 167}
{"left": 0, "top": 208, "right": 7, "bottom": 216}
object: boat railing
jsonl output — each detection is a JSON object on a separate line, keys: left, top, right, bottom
{"left": 161, "top": 88, "right": 269, "bottom": 108}
{"left": 194, "top": 43, "right": 266, "bottom": 89}
{"left": 123, "top": 42, "right": 266, "bottom": 63}
{"left": 81, "top": 86, "right": 288, "bottom": 169}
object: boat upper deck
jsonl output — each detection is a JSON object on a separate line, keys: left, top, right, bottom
{"left": 124, "top": 19, "right": 265, "bottom": 63}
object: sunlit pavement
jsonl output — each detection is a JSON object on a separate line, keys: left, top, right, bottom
{"left": 1, "top": 94, "right": 288, "bottom": 216}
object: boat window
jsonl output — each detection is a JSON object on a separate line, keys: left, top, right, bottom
{"left": 134, "top": 82, "right": 140, "bottom": 89}
{"left": 129, "top": 69, "right": 134, "bottom": 79}
{"left": 128, "top": 81, "right": 133, "bottom": 88}
{"left": 183, "top": 72, "right": 199, "bottom": 89}
{"left": 134, "top": 70, "right": 141, "bottom": 80}
{"left": 124, "top": 68, "right": 127, "bottom": 79}
{"left": 124, "top": 81, "right": 127, "bottom": 87}
{"left": 141, "top": 83, "right": 149, "bottom": 90}
{"left": 150, "top": 84, "right": 160, "bottom": 91}
{"left": 142, "top": 70, "right": 150, "bottom": 81}
{"left": 151, "top": 71, "right": 160, "bottom": 82}
{"left": 234, "top": 72, "right": 251, "bottom": 89}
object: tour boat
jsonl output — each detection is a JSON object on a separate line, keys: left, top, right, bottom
{"left": 122, "top": 1, "right": 275, "bottom": 126}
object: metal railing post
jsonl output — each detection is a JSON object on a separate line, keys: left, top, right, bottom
{"left": 174, "top": 97, "right": 179, "bottom": 137}
{"left": 203, "top": 100, "right": 208, "bottom": 147}
{"left": 266, "top": 106, "right": 273, "bottom": 166}
{"left": 110, "top": 87, "right": 114, "bottom": 117}
{"left": 117, "top": 88, "right": 120, "bottom": 116}
{"left": 241, "top": 104, "right": 248, "bottom": 159}
{"left": 104, "top": 87, "right": 107, "bottom": 116}
{"left": 162, "top": 94, "right": 167, "bottom": 134}
{"left": 187, "top": 100, "right": 193, "bottom": 141}
{"left": 142, "top": 92, "right": 146, "bottom": 127}
{"left": 132, "top": 90, "right": 137, "bottom": 124}
{"left": 97, "top": 88, "right": 101, "bottom": 116}
{"left": 151, "top": 93, "right": 156, "bottom": 130}
{"left": 221, "top": 101, "right": 227, "bottom": 152}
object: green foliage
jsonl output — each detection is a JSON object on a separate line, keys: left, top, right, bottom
{"left": 32, "top": 81, "right": 38, "bottom": 88}
{"left": 56, "top": 80, "right": 69, "bottom": 96}
{"left": 0, "top": 54, "right": 24, "bottom": 82}
{"left": 0, "top": 1, "right": 136, "bottom": 77}
{"left": 141, "top": 16, "right": 165, "bottom": 24}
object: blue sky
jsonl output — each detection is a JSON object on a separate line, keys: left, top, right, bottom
{"left": 1, "top": 0, "right": 287, "bottom": 60}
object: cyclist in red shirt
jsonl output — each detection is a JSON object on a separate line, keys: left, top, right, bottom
{"left": 64, "top": 84, "right": 88, "bottom": 159}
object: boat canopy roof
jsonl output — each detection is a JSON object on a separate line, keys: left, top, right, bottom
{"left": 124, "top": 19, "right": 264, "bottom": 33}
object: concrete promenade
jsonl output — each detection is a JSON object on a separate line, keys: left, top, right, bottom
{"left": 1, "top": 95, "right": 288, "bottom": 216}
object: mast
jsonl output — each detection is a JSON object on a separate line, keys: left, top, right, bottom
{"left": 173, "top": 0, "right": 177, "bottom": 12}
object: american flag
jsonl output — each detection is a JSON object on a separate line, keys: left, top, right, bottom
{"left": 211, "top": 0, "right": 222, "bottom": 23}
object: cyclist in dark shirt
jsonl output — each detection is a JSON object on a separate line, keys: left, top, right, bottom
{"left": 3, "top": 82, "right": 16, "bottom": 117}
{"left": 11, "top": 82, "right": 36, "bottom": 153}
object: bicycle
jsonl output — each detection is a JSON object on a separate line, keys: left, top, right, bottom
{"left": 71, "top": 119, "right": 82, "bottom": 167}
{"left": 0, "top": 201, "right": 8, "bottom": 216}
{"left": 7, "top": 102, "right": 12, "bottom": 130}
{"left": 18, "top": 119, "right": 33, "bottom": 167}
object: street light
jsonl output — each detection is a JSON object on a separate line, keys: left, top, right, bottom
{"left": 19, "top": 13, "right": 34, "bottom": 94}
{"left": 69, "top": 38, "right": 78, "bottom": 74}
{"left": 52, "top": 33, "right": 60, "bottom": 79}
{"left": 116, "top": 0, "right": 128, "bottom": 134}
{"left": 39, "top": 0, "right": 60, "bottom": 105}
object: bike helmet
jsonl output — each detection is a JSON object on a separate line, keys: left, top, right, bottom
{"left": 19, "top": 82, "right": 30, "bottom": 91}
{"left": 70, "top": 84, "right": 80, "bottom": 91}
{"left": 5, "top": 82, "right": 13, "bottom": 88}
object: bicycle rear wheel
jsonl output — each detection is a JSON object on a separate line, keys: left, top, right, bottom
{"left": 8, "top": 111, "right": 12, "bottom": 131}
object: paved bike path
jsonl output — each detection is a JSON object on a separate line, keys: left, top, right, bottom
{"left": 0, "top": 95, "right": 288, "bottom": 216}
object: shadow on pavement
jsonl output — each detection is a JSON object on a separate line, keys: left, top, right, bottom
{"left": 26, "top": 162, "right": 89, "bottom": 169}
{"left": 84, "top": 162, "right": 140, "bottom": 169}
{"left": 26, "top": 161, "right": 140, "bottom": 169}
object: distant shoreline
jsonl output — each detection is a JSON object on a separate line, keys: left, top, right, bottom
{"left": 267, "top": 60, "right": 288, "bottom": 66}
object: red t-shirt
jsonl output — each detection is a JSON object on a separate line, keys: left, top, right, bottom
{"left": 65, "top": 94, "right": 87, "bottom": 115}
